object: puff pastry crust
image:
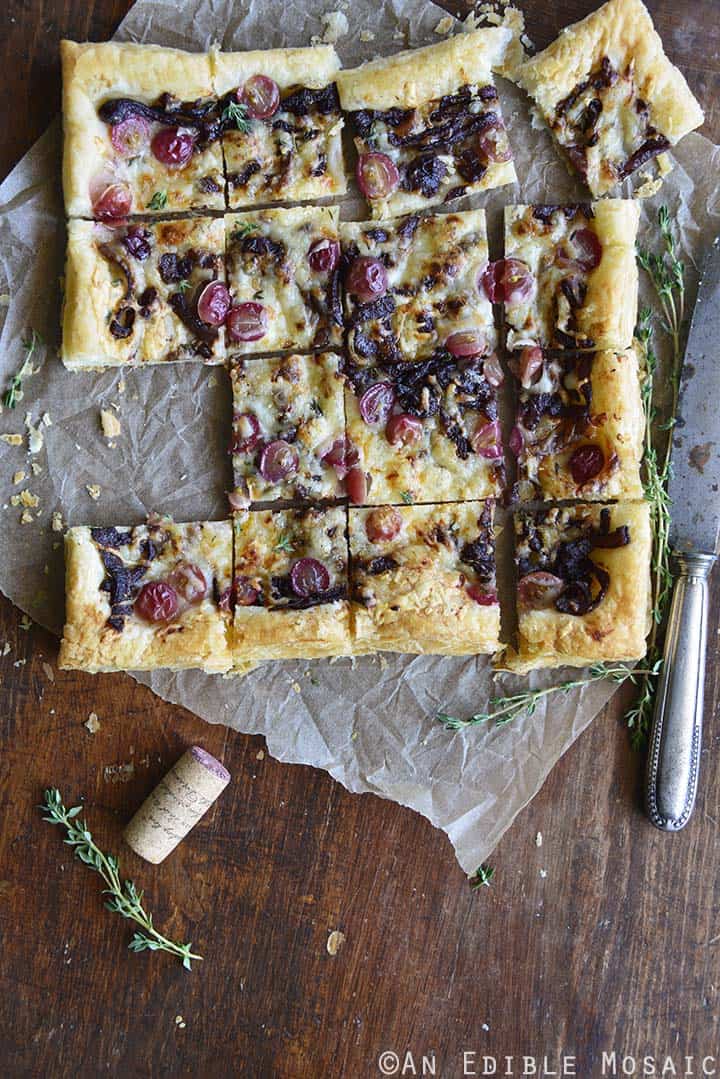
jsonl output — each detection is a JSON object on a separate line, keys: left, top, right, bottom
{"left": 514, "top": 346, "right": 644, "bottom": 502}
{"left": 341, "top": 209, "right": 496, "bottom": 365}
{"left": 61, "top": 40, "right": 224, "bottom": 217}
{"left": 59, "top": 520, "right": 234, "bottom": 674}
{"left": 517, "top": 0, "right": 704, "bottom": 196}
{"left": 506, "top": 502, "right": 652, "bottom": 672}
{"left": 504, "top": 200, "right": 639, "bottom": 351}
{"left": 62, "top": 217, "right": 226, "bottom": 369}
{"left": 344, "top": 354, "right": 504, "bottom": 505}
{"left": 225, "top": 206, "right": 342, "bottom": 355}
{"left": 232, "top": 506, "right": 351, "bottom": 663}
{"left": 230, "top": 353, "right": 346, "bottom": 505}
{"left": 349, "top": 501, "right": 500, "bottom": 655}
{"left": 213, "top": 46, "right": 345, "bottom": 209}
{"left": 337, "top": 30, "right": 516, "bottom": 217}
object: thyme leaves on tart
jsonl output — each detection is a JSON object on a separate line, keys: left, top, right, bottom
{"left": 41, "top": 788, "right": 202, "bottom": 971}
{"left": 221, "top": 99, "right": 251, "bottom": 132}
{"left": 147, "top": 190, "right": 168, "bottom": 211}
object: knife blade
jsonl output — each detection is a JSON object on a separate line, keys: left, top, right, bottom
{"left": 668, "top": 233, "right": 720, "bottom": 556}
{"left": 646, "top": 234, "right": 720, "bottom": 832}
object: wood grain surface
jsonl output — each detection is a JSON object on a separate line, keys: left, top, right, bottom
{"left": 1, "top": 2, "right": 719, "bottom": 1075}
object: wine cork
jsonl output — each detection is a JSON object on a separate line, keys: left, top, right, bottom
{"left": 123, "top": 746, "right": 230, "bottom": 864}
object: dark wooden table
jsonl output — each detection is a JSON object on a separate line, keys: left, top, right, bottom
{"left": 1, "top": 2, "right": 719, "bottom": 1075}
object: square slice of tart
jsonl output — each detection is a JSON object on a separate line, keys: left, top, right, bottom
{"left": 341, "top": 209, "right": 497, "bottom": 367}
{"left": 212, "top": 46, "right": 346, "bottom": 210}
{"left": 337, "top": 29, "right": 517, "bottom": 218}
{"left": 62, "top": 217, "right": 226, "bottom": 369}
{"left": 502, "top": 200, "right": 639, "bottom": 352}
{"left": 507, "top": 501, "right": 651, "bottom": 672}
{"left": 225, "top": 206, "right": 342, "bottom": 356}
{"left": 511, "top": 345, "right": 644, "bottom": 502}
{"left": 343, "top": 353, "right": 505, "bottom": 506}
{"left": 230, "top": 353, "right": 346, "bottom": 507}
{"left": 516, "top": 0, "right": 704, "bottom": 196}
{"left": 58, "top": 519, "right": 234, "bottom": 673}
{"left": 349, "top": 501, "right": 500, "bottom": 655}
{"left": 61, "top": 40, "right": 225, "bottom": 218}
{"left": 232, "top": 506, "right": 351, "bottom": 663}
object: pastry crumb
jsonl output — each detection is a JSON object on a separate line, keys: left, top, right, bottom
{"left": 256, "top": 749, "right": 265, "bottom": 760}
{"left": 31, "top": 462, "right": 42, "bottom": 476}
{"left": 535, "top": 831, "right": 543, "bottom": 847}
{"left": 85, "top": 712, "right": 101, "bottom": 733}
{"left": 19, "top": 614, "right": 32, "bottom": 631}
{"left": 1, "top": 643, "right": 10, "bottom": 656}
{"left": 100, "top": 408, "right": 122, "bottom": 439}
{"left": 12, "top": 470, "right": 25, "bottom": 485}
{"left": 1, "top": 433, "right": 23, "bottom": 446}
{"left": 24, "top": 413, "right": 44, "bottom": 454}
{"left": 313, "top": 10, "right": 348, "bottom": 45}
{"left": 539, "top": 868, "right": 547, "bottom": 879}
{"left": 86, "top": 484, "right": 101, "bottom": 500}
{"left": 42, "top": 661, "right": 54, "bottom": 683}
{"left": 326, "top": 930, "right": 346, "bottom": 956}
{"left": 51, "top": 511, "right": 64, "bottom": 532}
{"left": 103, "top": 761, "right": 135, "bottom": 783}
{"left": 434, "top": 14, "right": 455, "bottom": 34}
{"left": 359, "top": 29, "right": 375, "bottom": 42}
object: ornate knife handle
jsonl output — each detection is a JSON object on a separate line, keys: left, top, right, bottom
{"left": 646, "top": 552, "right": 715, "bottom": 831}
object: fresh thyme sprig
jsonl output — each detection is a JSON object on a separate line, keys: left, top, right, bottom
{"left": 437, "top": 205, "right": 686, "bottom": 747}
{"left": 3, "top": 330, "right": 42, "bottom": 409}
{"left": 40, "top": 788, "right": 202, "bottom": 971}
{"left": 232, "top": 222, "right": 259, "bottom": 241}
{"left": 222, "top": 100, "right": 251, "bottom": 132}
{"left": 469, "top": 864, "right": 495, "bottom": 889}
{"left": 438, "top": 665, "right": 659, "bottom": 731}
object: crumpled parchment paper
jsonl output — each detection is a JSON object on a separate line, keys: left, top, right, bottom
{"left": 0, "top": 0, "right": 718, "bottom": 873}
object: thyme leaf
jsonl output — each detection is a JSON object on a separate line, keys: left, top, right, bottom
{"left": 40, "top": 788, "right": 202, "bottom": 971}
{"left": 147, "top": 190, "right": 168, "bottom": 211}
{"left": 3, "top": 330, "right": 42, "bottom": 409}
{"left": 222, "top": 100, "right": 251, "bottom": 132}
{"left": 469, "top": 864, "right": 495, "bottom": 889}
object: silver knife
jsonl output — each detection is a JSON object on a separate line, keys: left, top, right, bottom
{"left": 645, "top": 234, "right": 720, "bottom": 831}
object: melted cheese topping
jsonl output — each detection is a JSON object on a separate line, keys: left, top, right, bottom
{"left": 109, "top": 133, "right": 225, "bottom": 214}
{"left": 342, "top": 209, "right": 496, "bottom": 365}
{"left": 95, "top": 217, "right": 226, "bottom": 363}
{"left": 344, "top": 360, "right": 503, "bottom": 505}
{"left": 224, "top": 93, "right": 345, "bottom": 209}
{"left": 231, "top": 353, "right": 345, "bottom": 504}
{"left": 226, "top": 206, "right": 341, "bottom": 354}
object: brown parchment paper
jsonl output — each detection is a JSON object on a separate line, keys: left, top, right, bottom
{"left": 1, "top": 0, "right": 718, "bottom": 873}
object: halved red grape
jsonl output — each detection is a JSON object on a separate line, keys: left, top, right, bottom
{"left": 508, "top": 426, "right": 523, "bottom": 457}
{"left": 259, "top": 439, "right": 298, "bottom": 482}
{"left": 240, "top": 75, "right": 280, "bottom": 120}
{"left": 197, "top": 281, "right": 231, "bottom": 326}
{"left": 232, "top": 413, "right": 261, "bottom": 454}
{"left": 226, "top": 302, "right": 268, "bottom": 343}
{"left": 358, "top": 381, "right": 395, "bottom": 426}
{"left": 569, "top": 444, "right": 605, "bottom": 484}
{"left": 356, "top": 153, "right": 400, "bottom": 200}
{"left": 168, "top": 562, "right": 208, "bottom": 605}
{"left": 92, "top": 182, "right": 132, "bottom": 222}
{"left": 321, "top": 436, "right": 358, "bottom": 479}
{"left": 110, "top": 116, "right": 151, "bottom": 158}
{"left": 467, "top": 583, "right": 498, "bottom": 606}
{"left": 483, "top": 352, "right": 504, "bottom": 388}
{"left": 346, "top": 466, "right": 368, "bottom": 505}
{"left": 478, "top": 126, "right": 512, "bottom": 163}
{"left": 366, "top": 507, "right": 402, "bottom": 543}
{"left": 234, "top": 575, "right": 260, "bottom": 607}
{"left": 570, "top": 228, "right": 602, "bottom": 272}
{"left": 518, "top": 571, "right": 565, "bottom": 609}
{"left": 308, "top": 238, "right": 340, "bottom": 273}
{"left": 151, "top": 127, "right": 195, "bottom": 168}
{"left": 518, "top": 346, "right": 544, "bottom": 388}
{"left": 471, "top": 419, "right": 503, "bottom": 459}
{"left": 346, "top": 257, "right": 388, "bottom": 302}
{"left": 386, "top": 413, "right": 423, "bottom": 447}
{"left": 445, "top": 329, "right": 486, "bottom": 358}
{"left": 290, "top": 557, "right": 330, "bottom": 597}
{"left": 135, "top": 580, "right": 179, "bottom": 622}
{"left": 480, "top": 258, "right": 535, "bottom": 305}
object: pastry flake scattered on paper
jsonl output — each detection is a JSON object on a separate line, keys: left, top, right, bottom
{"left": 0, "top": 0, "right": 719, "bottom": 872}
